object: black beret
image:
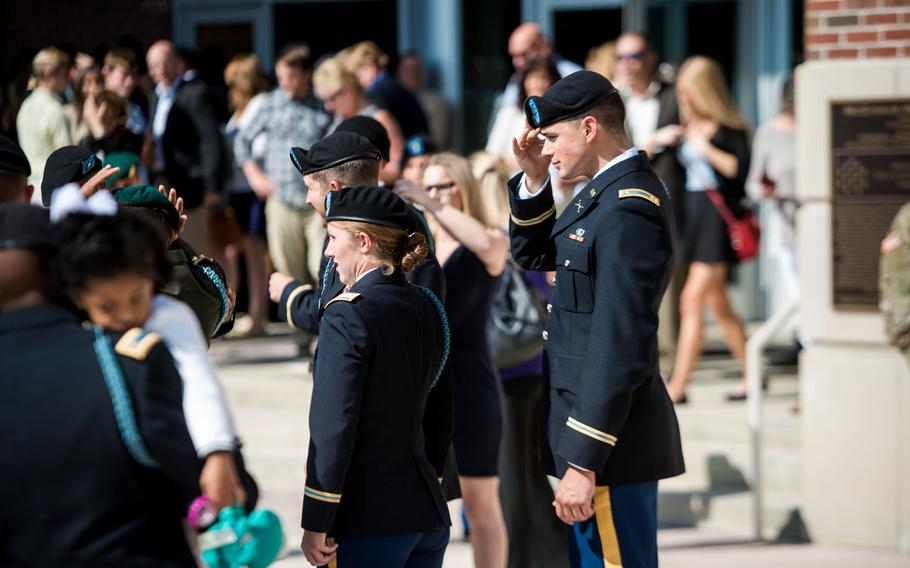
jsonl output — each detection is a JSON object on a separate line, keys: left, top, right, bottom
{"left": 290, "top": 132, "right": 381, "bottom": 177}
{"left": 0, "top": 203, "right": 53, "bottom": 251}
{"left": 524, "top": 70, "right": 619, "bottom": 129}
{"left": 0, "top": 135, "right": 30, "bottom": 176}
{"left": 41, "top": 146, "right": 102, "bottom": 207}
{"left": 334, "top": 115, "right": 391, "bottom": 162}
{"left": 325, "top": 185, "right": 415, "bottom": 232}
{"left": 112, "top": 184, "right": 181, "bottom": 233}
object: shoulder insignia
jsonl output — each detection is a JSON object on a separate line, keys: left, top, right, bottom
{"left": 114, "top": 328, "right": 162, "bottom": 361}
{"left": 618, "top": 188, "right": 661, "bottom": 207}
{"left": 323, "top": 292, "right": 362, "bottom": 310}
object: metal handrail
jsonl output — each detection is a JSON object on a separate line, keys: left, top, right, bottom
{"left": 746, "top": 300, "right": 799, "bottom": 542}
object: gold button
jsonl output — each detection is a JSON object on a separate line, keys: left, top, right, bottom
{"left": 542, "top": 330, "right": 549, "bottom": 341}
{"left": 546, "top": 303, "right": 552, "bottom": 313}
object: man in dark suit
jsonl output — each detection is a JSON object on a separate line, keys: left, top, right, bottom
{"left": 147, "top": 39, "right": 226, "bottom": 254}
{"left": 508, "top": 71, "right": 684, "bottom": 567}
{"left": 0, "top": 203, "right": 201, "bottom": 567}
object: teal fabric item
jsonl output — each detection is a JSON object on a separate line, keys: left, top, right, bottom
{"left": 195, "top": 261, "right": 230, "bottom": 331}
{"left": 200, "top": 506, "right": 284, "bottom": 568}
{"left": 415, "top": 285, "right": 450, "bottom": 390}
{"left": 91, "top": 325, "right": 159, "bottom": 468}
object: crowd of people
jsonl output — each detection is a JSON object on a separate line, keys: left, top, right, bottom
{"left": 0, "top": 20, "right": 798, "bottom": 568}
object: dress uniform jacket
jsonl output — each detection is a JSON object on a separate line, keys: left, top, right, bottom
{"left": 278, "top": 205, "right": 455, "bottom": 493}
{"left": 301, "top": 269, "right": 452, "bottom": 538}
{"left": 0, "top": 303, "right": 201, "bottom": 567}
{"left": 508, "top": 151, "right": 685, "bottom": 486}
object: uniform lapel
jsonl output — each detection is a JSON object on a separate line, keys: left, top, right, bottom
{"left": 550, "top": 152, "right": 651, "bottom": 236}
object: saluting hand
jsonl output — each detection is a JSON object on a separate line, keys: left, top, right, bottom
{"left": 392, "top": 178, "right": 431, "bottom": 208}
{"left": 79, "top": 165, "right": 121, "bottom": 198}
{"left": 158, "top": 185, "right": 187, "bottom": 235}
{"left": 301, "top": 531, "right": 337, "bottom": 566}
{"left": 512, "top": 124, "right": 550, "bottom": 189}
{"left": 553, "top": 466, "right": 596, "bottom": 525}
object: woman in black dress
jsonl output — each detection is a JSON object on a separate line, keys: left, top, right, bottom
{"left": 665, "top": 56, "right": 752, "bottom": 403}
{"left": 395, "top": 152, "right": 510, "bottom": 568}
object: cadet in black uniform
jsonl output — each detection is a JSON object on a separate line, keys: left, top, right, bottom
{"left": 508, "top": 71, "right": 684, "bottom": 567}
{"left": 271, "top": 131, "right": 444, "bottom": 332}
{"left": 299, "top": 186, "right": 453, "bottom": 568}
{"left": 0, "top": 203, "right": 201, "bottom": 567}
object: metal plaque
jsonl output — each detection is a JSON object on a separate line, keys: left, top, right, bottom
{"left": 831, "top": 99, "right": 910, "bottom": 310}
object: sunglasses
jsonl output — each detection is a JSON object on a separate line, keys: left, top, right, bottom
{"left": 616, "top": 51, "right": 645, "bottom": 62}
{"left": 424, "top": 181, "right": 456, "bottom": 193}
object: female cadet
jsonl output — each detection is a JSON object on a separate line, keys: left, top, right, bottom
{"left": 300, "top": 186, "right": 453, "bottom": 568}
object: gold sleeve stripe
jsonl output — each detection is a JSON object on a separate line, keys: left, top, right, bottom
{"left": 566, "top": 417, "right": 618, "bottom": 446}
{"left": 618, "top": 188, "right": 660, "bottom": 207}
{"left": 284, "top": 284, "right": 313, "bottom": 330}
{"left": 511, "top": 205, "right": 556, "bottom": 227}
{"left": 304, "top": 486, "right": 342, "bottom": 504}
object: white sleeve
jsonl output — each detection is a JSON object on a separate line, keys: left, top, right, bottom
{"left": 146, "top": 295, "right": 238, "bottom": 456}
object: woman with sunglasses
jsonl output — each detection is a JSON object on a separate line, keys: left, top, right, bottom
{"left": 396, "top": 152, "right": 510, "bottom": 568}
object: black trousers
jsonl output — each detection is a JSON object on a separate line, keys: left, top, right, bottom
{"left": 499, "top": 375, "right": 568, "bottom": 568}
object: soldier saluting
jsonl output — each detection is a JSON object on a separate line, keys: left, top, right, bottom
{"left": 508, "top": 70, "right": 684, "bottom": 567}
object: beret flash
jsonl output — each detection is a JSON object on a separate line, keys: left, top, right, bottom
{"left": 524, "top": 70, "right": 619, "bottom": 129}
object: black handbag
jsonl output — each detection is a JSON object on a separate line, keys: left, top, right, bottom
{"left": 487, "top": 261, "right": 547, "bottom": 369}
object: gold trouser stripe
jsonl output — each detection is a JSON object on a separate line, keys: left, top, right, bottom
{"left": 594, "top": 486, "right": 623, "bottom": 567}
{"left": 327, "top": 537, "right": 337, "bottom": 568}
{"left": 511, "top": 205, "right": 556, "bottom": 227}
{"left": 285, "top": 284, "right": 313, "bottom": 330}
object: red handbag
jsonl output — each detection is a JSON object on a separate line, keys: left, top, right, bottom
{"left": 705, "top": 188, "right": 761, "bottom": 262}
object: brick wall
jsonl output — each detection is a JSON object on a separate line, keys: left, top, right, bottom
{"left": 806, "top": 0, "right": 910, "bottom": 60}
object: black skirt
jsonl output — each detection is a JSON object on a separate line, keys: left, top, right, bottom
{"left": 680, "top": 191, "right": 737, "bottom": 265}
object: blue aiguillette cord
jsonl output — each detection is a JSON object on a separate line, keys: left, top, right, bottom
{"left": 415, "top": 286, "right": 450, "bottom": 390}
{"left": 92, "top": 325, "right": 159, "bottom": 468}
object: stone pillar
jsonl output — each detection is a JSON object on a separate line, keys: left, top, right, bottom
{"left": 798, "top": 0, "right": 910, "bottom": 553}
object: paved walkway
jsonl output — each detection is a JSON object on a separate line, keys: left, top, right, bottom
{"left": 210, "top": 329, "right": 909, "bottom": 567}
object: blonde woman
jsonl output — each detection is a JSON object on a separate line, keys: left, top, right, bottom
{"left": 469, "top": 151, "right": 567, "bottom": 568}
{"left": 223, "top": 54, "right": 271, "bottom": 335}
{"left": 665, "top": 56, "right": 752, "bottom": 403}
{"left": 395, "top": 153, "right": 510, "bottom": 568}
{"left": 314, "top": 57, "right": 404, "bottom": 183}
{"left": 16, "top": 47, "right": 74, "bottom": 195}
{"left": 585, "top": 40, "right": 617, "bottom": 82}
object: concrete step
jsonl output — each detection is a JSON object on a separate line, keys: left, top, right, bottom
{"left": 657, "top": 361, "right": 803, "bottom": 540}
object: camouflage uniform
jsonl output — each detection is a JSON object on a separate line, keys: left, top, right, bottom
{"left": 879, "top": 201, "right": 910, "bottom": 357}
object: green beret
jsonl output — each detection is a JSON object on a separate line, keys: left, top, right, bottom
{"left": 112, "top": 184, "right": 180, "bottom": 233}
{"left": 103, "top": 151, "right": 141, "bottom": 184}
